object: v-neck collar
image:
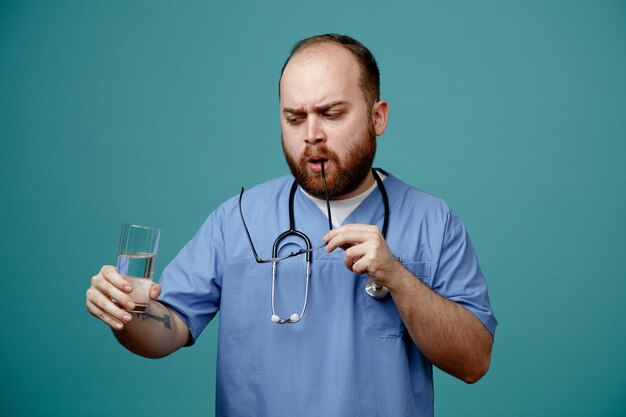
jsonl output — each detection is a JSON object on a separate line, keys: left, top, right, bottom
{"left": 294, "top": 170, "right": 395, "bottom": 229}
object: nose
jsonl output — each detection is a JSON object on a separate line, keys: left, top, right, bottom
{"left": 304, "top": 115, "right": 326, "bottom": 145}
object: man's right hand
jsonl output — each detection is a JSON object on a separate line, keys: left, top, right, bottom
{"left": 86, "top": 265, "right": 188, "bottom": 358}
{"left": 85, "top": 265, "right": 161, "bottom": 331}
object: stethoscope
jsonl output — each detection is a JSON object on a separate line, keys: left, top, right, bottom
{"left": 269, "top": 167, "right": 391, "bottom": 324}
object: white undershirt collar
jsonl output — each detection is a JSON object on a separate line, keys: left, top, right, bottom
{"left": 300, "top": 172, "right": 387, "bottom": 228}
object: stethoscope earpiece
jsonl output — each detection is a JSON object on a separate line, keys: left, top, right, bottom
{"left": 270, "top": 312, "right": 302, "bottom": 324}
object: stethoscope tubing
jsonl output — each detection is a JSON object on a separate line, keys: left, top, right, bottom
{"left": 270, "top": 168, "right": 391, "bottom": 324}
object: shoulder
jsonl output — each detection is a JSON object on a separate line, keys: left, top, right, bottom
{"left": 213, "top": 174, "right": 294, "bottom": 221}
{"left": 384, "top": 171, "right": 452, "bottom": 214}
{"left": 383, "top": 170, "right": 460, "bottom": 231}
{"left": 239, "top": 175, "right": 294, "bottom": 201}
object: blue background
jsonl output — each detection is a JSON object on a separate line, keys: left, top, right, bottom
{"left": 1, "top": 1, "right": 625, "bottom": 416}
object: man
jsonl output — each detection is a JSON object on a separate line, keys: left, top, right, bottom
{"left": 86, "top": 34, "right": 497, "bottom": 416}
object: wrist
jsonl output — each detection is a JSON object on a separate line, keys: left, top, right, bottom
{"left": 378, "top": 259, "right": 410, "bottom": 292}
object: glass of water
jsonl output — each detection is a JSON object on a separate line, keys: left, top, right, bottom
{"left": 116, "top": 223, "right": 160, "bottom": 313}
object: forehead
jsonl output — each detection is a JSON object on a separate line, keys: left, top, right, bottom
{"left": 279, "top": 43, "right": 364, "bottom": 107}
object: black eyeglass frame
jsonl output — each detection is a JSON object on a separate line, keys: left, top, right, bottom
{"left": 238, "top": 163, "right": 334, "bottom": 264}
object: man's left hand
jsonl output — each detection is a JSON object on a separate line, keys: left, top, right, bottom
{"left": 324, "top": 224, "right": 402, "bottom": 287}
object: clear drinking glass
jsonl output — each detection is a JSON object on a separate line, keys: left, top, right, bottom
{"left": 116, "top": 223, "right": 160, "bottom": 313}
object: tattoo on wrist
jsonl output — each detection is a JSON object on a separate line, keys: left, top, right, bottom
{"left": 134, "top": 311, "right": 172, "bottom": 329}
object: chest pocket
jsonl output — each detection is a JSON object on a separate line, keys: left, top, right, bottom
{"left": 363, "top": 261, "right": 432, "bottom": 339}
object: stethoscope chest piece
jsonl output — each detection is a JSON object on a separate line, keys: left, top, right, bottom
{"left": 363, "top": 169, "right": 391, "bottom": 299}
{"left": 364, "top": 277, "right": 390, "bottom": 298}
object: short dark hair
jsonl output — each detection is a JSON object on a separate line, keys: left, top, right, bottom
{"left": 279, "top": 34, "right": 380, "bottom": 110}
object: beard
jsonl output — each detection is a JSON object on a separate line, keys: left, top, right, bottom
{"left": 282, "top": 122, "right": 377, "bottom": 199}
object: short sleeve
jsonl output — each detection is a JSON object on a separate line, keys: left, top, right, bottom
{"left": 157, "top": 211, "right": 225, "bottom": 344}
{"left": 432, "top": 211, "right": 497, "bottom": 336}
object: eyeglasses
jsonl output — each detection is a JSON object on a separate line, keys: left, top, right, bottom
{"left": 238, "top": 164, "right": 333, "bottom": 264}
{"left": 238, "top": 162, "right": 333, "bottom": 324}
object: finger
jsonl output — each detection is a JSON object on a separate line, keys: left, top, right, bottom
{"left": 346, "top": 246, "right": 375, "bottom": 275}
{"left": 344, "top": 253, "right": 355, "bottom": 272}
{"left": 150, "top": 283, "right": 162, "bottom": 300}
{"left": 324, "top": 224, "right": 379, "bottom": 241}
{"left": 326, "top": 229, "right": 377, "bottom": 252}
{"left": 343, "top": 244, "right": 366, "bottom": 271}
{"left": 351, "top": 256, "right": 371, "bottom": 275}
{"left": 92, "top": 277, "right": 136, "bottom": 311}
{"left": 324, "top": 225, "right": 346, "bottom": 241}
{"left": 344, "top": 255, "right": 361, "bottom": 272}
{"left": 339, "top": 243, "right": 353, "bottom": 252}
{"left": 86, "top": 299, "right": 127, "bottom": 330}
{"left": 100, "top": 265, "right": 133, "bottom": 293}
{"left": 87, "top": 287, "right": 134, "bottom": 323}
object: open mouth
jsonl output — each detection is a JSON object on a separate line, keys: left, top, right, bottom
{"left": 307, "top": 156, "right": 329, "bottom": 173}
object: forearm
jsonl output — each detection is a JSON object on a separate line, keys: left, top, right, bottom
{"left": 323, "top": 224, "right": 493, "bottom": 382}
{"left": 112, "top": 301, "right": 189, "bottom": 359}
{"left": 386, "top": 263, "right": 493, "bottom": 383}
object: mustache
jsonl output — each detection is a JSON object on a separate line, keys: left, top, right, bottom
{"left": 301, "top": 145, "right": 339, "bottom": 162}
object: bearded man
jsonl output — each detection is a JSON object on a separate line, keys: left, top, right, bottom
{"left": 87, "top": 34, "right": 497, "bottom": 417}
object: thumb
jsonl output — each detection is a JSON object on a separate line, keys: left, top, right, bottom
{"left": 150, "top": 283, "right": 162, "bottom": 300}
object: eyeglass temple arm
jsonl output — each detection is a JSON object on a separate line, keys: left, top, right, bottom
{"left": 321, "top": 162, "right": 333, "bottom": 231}
{"left": 238, "top": 187, "right": 264, "bottom": 263}
{"left": 239, "top": 161, "right": 333, "bottom": 264}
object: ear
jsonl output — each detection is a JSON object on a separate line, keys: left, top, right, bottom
{"left": 371, "top": 100, "right": 389, "bottom": 136}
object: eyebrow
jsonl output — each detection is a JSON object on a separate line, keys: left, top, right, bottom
{"left": 282, "top": 100, "right": 347, "bottom": 115}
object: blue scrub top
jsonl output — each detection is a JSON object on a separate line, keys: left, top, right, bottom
{"left": 158, "top": 171, "right": 497, "bottom": 417}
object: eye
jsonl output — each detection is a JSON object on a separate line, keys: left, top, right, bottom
{"left": 323, "top": 112, "right": 343, "bottom": 120}
{"left": 286, "top": 115, "right": 305, "bottom": 125}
